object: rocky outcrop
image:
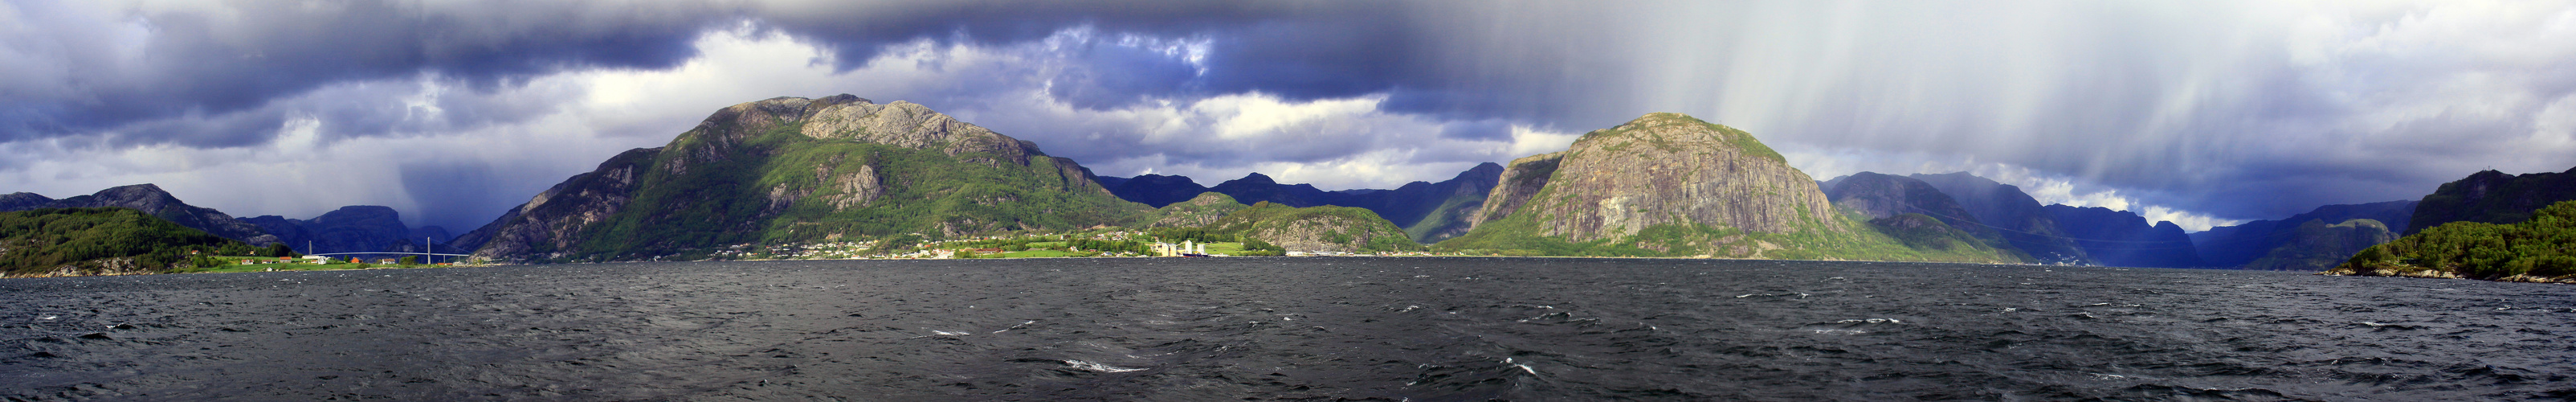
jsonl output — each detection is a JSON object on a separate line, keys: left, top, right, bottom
{"left": 455, "top": 147, "right": 657, "bottom": 260}
{"left": 0, "top": 184, "right": 281, "bottom": 247}
{"left": 2407, "top": 166, "right": 2576, "bottom": 236}
{"left": 463, "top": 95, "right": 1146, "bottom": 262}
{"left": 1205, "top": 202, "right": 1419, "bottom": 254}
{"left": 1909, "top": 173, "right": 2091, "bottom": 265}
{"left": 1491, "top": 113, "right": 1839, "bottom": 240}
{"left": 1468, "top": 152, "right": 1564, "bottom": 228}
{"left": 1149, "top": 192, "right": 1248, "bottom": 228}
{"left": 2191, "top": 200, "right": 2416, "bottom": 268}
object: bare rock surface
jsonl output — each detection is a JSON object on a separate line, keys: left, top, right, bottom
{"left": 1476, "top": 113, "right": 1841, "bottom": 240}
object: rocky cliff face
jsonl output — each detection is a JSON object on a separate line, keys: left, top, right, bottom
{"left": 1488, "top": 113, "right": 1840, "bottom": 240}
{"left": 0, "top": 184, "right": 281, "bottom": 247}
{"left": 1441, "top": 113, "right": 2022, "bottom": 259}
{"left": 1909, "top": 173, "right": 2091, "bottom": 265}
{"left": 1468, "top": 152, "right": 1565, "bottom": 229}
{"left": 463, "top": 95, "right": 1147, "bottom": 262}
{"left": 452, "top": 148, "right": 658, "bottom": 260}
{"left": 1203, "top": 202, "right": 1419, "bottom": 254}
{"left": 2407, "top": 166, "right": 2576, "bottom": 236}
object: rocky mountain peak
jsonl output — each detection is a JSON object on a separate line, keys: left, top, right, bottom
{"left": 1512, "top": 112, "right": 1839, "bottom": 240}
{"left": 1229, "top": 173, "right": 1278, "bottom": 186}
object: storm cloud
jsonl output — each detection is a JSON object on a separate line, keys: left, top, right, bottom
{"left": 3, "top": 0, "right": 2573, "bottom": 232}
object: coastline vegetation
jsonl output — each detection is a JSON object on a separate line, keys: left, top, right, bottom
{"left": 0, "top": 207, "right": 257, "bottom": 277}
{"left": 2329, "top": 200, "right": 2576, "bottom": 282}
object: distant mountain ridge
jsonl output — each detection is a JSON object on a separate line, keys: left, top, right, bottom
{"left": 2191, "top": 200, "right": 2418, "bottom": 268}
{"left": 245, "top": 206, "right": 456, "bottom": 256}
{"left": 1907, "top": 173, "right": 2092, "bottom": 265}
{"left": 1097, "top": 162, "right": 1503, "bottom": 243}
{"left": 1823, "top": 172, "right": 2029, "bottom": 261}
{"left": 0, "top": 184, "right": 281, "bottom": 247}
{"left": 2043, "top": 205, "right": 2204, "bottom": 268}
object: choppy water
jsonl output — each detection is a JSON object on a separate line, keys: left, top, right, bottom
{"left": 2, "top": 257, "right": 2571, "bottom": 400}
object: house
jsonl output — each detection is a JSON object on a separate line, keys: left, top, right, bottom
{"left": 374, "top": 259, "right": 397, "bottom": 265}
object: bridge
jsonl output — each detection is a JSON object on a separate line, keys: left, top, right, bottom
{"left": 296, "top": 238, "right": 476, "bottom": 264}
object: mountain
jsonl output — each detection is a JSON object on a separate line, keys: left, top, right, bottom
{"left": 1435, "top": 113, "right": 2020, "bottom": 262}
{"left": 1148, "top": 192, "right": 1249, "bottom": 228}
{"left": 2189, "top": 200, "right": 2417, "bottom": 268}
{"left": 244, "top": 206, "right": 454, "bottom": 256}
{"left": 1823, "top": 172, "right": 2031, "bottom": 262}
{"left": 0, "top": 207, "right": 253, "bottom": 277}
{"left": 0, "top": 184, "right": 281, "bottom": 247}
{"left": 459, "top": 95, "right": 1150, "bottom": 262}
{"left": 2407, "top": 167, "right": 2576, "bottom": 236}
{"left": 2242, "top": 219, "right": 2398, "bottom": 271}
{"left": 1908, "top": 173, "right": 2092, "bottom": 265}
{"left": 1097, "top": 162, "right": 1505, "bottom": 243}
{"left": 1334, "top": 162, "right": 1504, "bottom": 244}
{"left": 2330, "top": 200, "right": 2576, "bottom": 283}
{"left": 1206, "top": 173, "right": 1334, "bottom": 207}
{"left": 1202, "top": 202, "right": 1420, "bottom": 254}
{"left": 2043, "top": 205, "right": 2206, "bottom": 268}
{"left": 1102, "top": 174, "right": 1210, "bottom": 207}
{"left": 0, "top": 192, "right": 50, "bottom": 211}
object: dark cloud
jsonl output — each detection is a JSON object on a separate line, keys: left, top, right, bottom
{"left": 398, "top": 159, "right": 516, "bottom": 232}
{"left": 9, "top": 0, "right": 2576, "bottom": 231}
{"left": 4, "top": 1, "right": 726, "bottom": 145}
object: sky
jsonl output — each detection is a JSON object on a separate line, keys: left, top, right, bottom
{"left": 3, "top": 1, "right": 2574, "bottom": 232}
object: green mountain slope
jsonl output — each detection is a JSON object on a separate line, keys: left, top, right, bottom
{"left": 463, "top": 95, "right": 1150, "bottom": 262}
{"left": 2329, "top": 200, "right": 2576, "bottom": 282}
{"left": 1435, "top": 113, "right": 2020, "bottom": 263}
{"left": 1, "top": 207, "right": 255, "bottom": 277}
{"left": 1206, "top": 202, "right": 1422, "bottom": 254}
{"left": 1149, "top": 192, "right": 1250, "bottom": 228}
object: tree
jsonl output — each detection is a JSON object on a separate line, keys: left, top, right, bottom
{"left": 398, "top": 256, "right": 418, "bottom": 265}
{"left": 263, "top": 243, "right": 298, "bottom": 257}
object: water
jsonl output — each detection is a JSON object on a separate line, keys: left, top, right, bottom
{"left": 2, "top": 257, "right": 2570, "bottom": 400}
